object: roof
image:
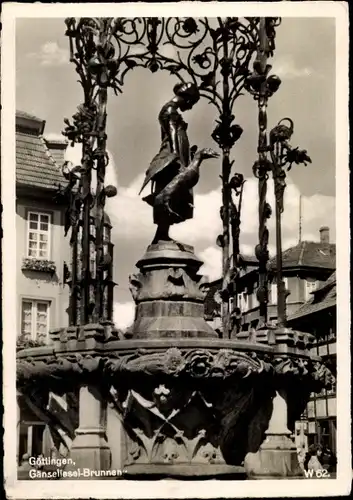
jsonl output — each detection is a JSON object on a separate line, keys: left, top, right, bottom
{"left": 235, "top": 241, "right": 335, "bottom": 281}
{"left": 288, "top": 271, "right": 336, "bottom": 321}
{"left": 16, "top": 111, "right": 66, "bottom": 191}
{"left": 44, "top": 137, "right": 67, "bottom": 168}
{"left": 16, "top": 110, "right": 44, "bottom": 122}
{"left": 314, "top": 270, "right": 336, "bottom": 293}
{"left": 271, "top": 241, "right": 336, "bottom": 270}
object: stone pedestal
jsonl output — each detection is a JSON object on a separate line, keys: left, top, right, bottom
{"left": 128, "top": 241, "right": 217, "bottom": 339}
{"left": 66, "top": 386, "right": 111, "bottom": 477}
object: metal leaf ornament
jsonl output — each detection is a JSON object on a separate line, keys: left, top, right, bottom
{"left": 285, "top": 148, "right": 312, "bottom": 171}
{"left": 212, "top": 120, "right": 243, "bottom": 149}
{"left": 182, "top": 18, "right": 199, "bottom": 35}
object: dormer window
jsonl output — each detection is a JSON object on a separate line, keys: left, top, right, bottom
{"left": 27, "top": 211, "right": 51, "bottom": 259}
{"left": 305, "top": 279, "right": 317, "bottom": 301}
{"left": 270, "top": 278, "right": 288, "bottom": 305}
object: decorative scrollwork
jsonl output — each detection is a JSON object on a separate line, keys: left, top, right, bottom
{"left": 62, "top": 17, "right": 282, "bottom": 335}
{"left": 244, "top": 18, "right": 282, "bottom": 329}
{"left": 63, "top": 16, "right": 271, "bottom": 110}
{"left": 267, "top": 117, "right": 311, "bottom": 327}
{"left": 61, "top": 18, "right": 119, "bottom": 327}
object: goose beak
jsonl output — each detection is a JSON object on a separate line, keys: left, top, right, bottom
{"left": 208, "top": 149, "right": 220, "bottom": 159}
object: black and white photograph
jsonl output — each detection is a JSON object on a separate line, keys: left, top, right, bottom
{"left": 1, "top": 2, "right": 351, "bottom": 498}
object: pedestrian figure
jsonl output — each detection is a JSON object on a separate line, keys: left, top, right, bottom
{"left": 303, "top": 444, "right": 323, "bottom": 471}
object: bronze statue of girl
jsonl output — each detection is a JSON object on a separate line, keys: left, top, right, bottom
{"left": 139, "top": 82, "right": 215, "bottom": 244}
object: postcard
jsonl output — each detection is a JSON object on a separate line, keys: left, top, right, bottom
{"left": 1, "top": 1, "right": 351, "bottom": 498}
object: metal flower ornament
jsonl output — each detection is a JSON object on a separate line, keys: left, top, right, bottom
{"left": 59, "top": 17, "right": 281, "bottom": 336}
{"left": 245, "top": 17, "right": 282, "bottom": 329}
{"left": 245, "top": 19, "right": 311, "bottom": 330}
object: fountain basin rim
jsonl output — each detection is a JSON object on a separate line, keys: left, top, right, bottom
{"left": 17, "top": 339, "right": 275, "bottom": 360}
{"left": 17, "top": 338, "right": 322, "bottom": 363}
{"left": 105, "top": 338, "right": 275, "bottom": 353}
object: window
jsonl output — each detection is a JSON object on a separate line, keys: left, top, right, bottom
{"left": 27, "top": 212, "right": 51, "bottom": 259}
{"left": 270, "top": 278, "right": 288, "bottom": 305}
{"left": 305, "top": 279, "right": 317, "bottom": 301}
{"left": 270, "top": 283, "right": 277, "bottom": 305}
{"left": 247, "top": 293, "right": 253, "bottom": 310}
{"left": 20, "top": 299, "right": 50, "bottom": 343}
{"left": 317, "top": 419, "right": 331, "bottom": 449}
{"left": 90, "top": 245, "right": 96, "bottom": 278}
{"left": 239, "top": 292, "right": 248, "bottom": 312}
{"left": 252, "top": 290, "right": 259, "bottom": 308}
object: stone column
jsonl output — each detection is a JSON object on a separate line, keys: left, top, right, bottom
{"left": 67, "top": 385, "right": 111, "bottom": 477}
{"left": 244, "top": 389, "right": 303, "bottom": 478}
{"left": 106, "top": 402, "right": 127, "bottom": 472}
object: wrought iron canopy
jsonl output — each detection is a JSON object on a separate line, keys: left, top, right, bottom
{"left": 60, "top": 17, "right": 282, "bottom": 334}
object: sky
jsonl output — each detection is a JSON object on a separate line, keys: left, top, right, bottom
{"left": 16, "top": 17, "right": 336, "bottom": 330}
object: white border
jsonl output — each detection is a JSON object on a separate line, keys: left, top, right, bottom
{"left": 2, "top": 2, "right": 351, "bottom": 498}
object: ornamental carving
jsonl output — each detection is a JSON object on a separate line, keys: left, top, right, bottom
{"left": 110, "top": 386, "right": 234, "bottom": 467}
{"left": 105, "top": 348, "right": 270, "bottom": 381}
{"left": 129, "top": 267, "right": 209, "bottom": 302}
{"left": 273, "top": 356, "right": 335, "bottom": 390}
{"left": 16, "top": 344, "right": 336, "bottom": 470}
{"left": 17, "top": 348, "right": 335, "bottom": 394}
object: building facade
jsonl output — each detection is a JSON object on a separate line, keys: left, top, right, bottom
{"left": 205, "top": 228, "right": 335, "bottom": 333}
{"left": 288, "top": 271, "right": 337, "bottom": 456}
{"left": 16, "top": 111, "right": 69, "bottom": 461}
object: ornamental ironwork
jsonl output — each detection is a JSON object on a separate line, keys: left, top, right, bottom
{"left": 59, "top": 17, "right": 281, "bottom": 336}
{"left": 268, "top": 118, "right": 311, "bottom": 327}
{"left": 245, "top": 17, "right": 282, "bottom": 329}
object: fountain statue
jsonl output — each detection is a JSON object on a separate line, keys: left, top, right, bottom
{"left": 16, "top": 17, "right": 334, "bottom": 481}
{"left": 127, "top": 81, "right": 219, "bottom": 340}
{"left": 139, "top": 81, "right": 218, "bottom": 243}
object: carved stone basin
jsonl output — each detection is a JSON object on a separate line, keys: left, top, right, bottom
{"left": 16, "top": 241, "right": 334, "bottom": 479}
{"left": 17, "top": 335, "right": 332, "bottom": 479}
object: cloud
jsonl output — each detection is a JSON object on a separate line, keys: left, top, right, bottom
{"left": 271, "top": 57, "right": 314, "bottom": 79}
{"left": 113, "top": 302, "right": 135, "bottom": 330}
{"left": 109, "top": 152, "right": 335, "bottom": 325}
{"left": 61, "top": 142, "right": 119, "bottom": 194}
{"left": 195, "top": 177, "right": 335, "bottom": 281}
{"left": 108, "top": 166, "right": 335, "bottom": 245}
{"left": 27, "top": 42, "right": 69, "bottom": 66}
{"left": 107, "top": 167, "right": 335, "bottom": 284}
{"left": 198, "top": 246, "right": 222, "bottom": 282}
{"left": 60, "top": 144, "right": 334, "bottom": 288}
{"left": 128, "top": 42, "right": 177, "bottom": 60}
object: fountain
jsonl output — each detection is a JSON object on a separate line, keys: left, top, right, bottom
{"left": 17, "top": 17, "right": 334, "bottom": 480}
